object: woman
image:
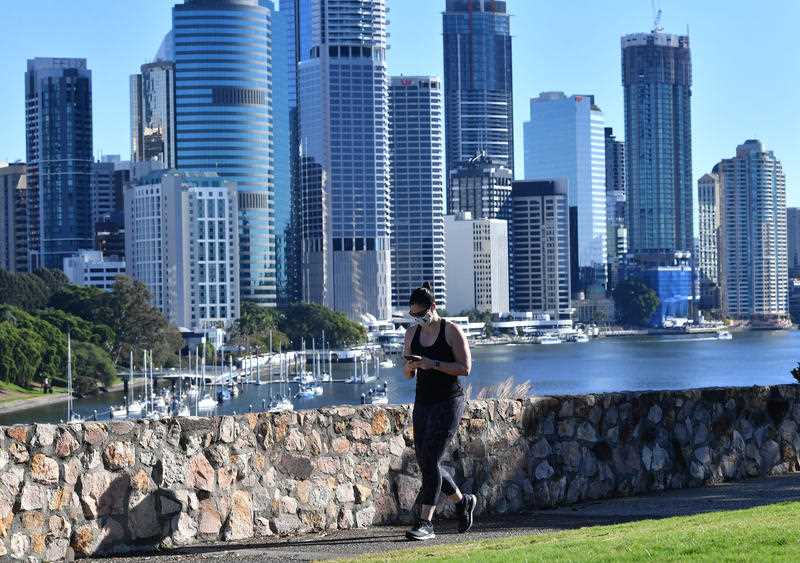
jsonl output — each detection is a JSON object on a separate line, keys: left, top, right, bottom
{"left": 403, "top": 282, "right": 476, "bottom": 541}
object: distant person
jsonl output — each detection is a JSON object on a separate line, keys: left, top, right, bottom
{"left": 43, "top": 377, "right": 50, "bottom": 394}
{"left": 403, "top": 282, "right": 476, "bottom": 541}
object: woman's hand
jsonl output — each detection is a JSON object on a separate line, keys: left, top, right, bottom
{"left": 408, "top": 357, "right": 436, "bottom": 371}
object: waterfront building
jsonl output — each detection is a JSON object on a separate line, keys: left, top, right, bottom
{"left": 622, "top": 29, "right": 693, "bottom": 256}
{"left": 448, "top": 152, "right": 512, "bottom": 221}
{"left": 63, "top": 250, "right": 125, "bottom": 291}
{"left": 718, "top": 140, "right": 788, "bottom": 321}
{"left": 389, "top": 76, "right": 447, "bottom": 309}
{"left": 444, "top": 212, "right": 509, "bottom": 315}
{"left": 298, "top": 0, "right": 392, "bottom": 320}
{"left": 604, "top": 127, "right": 626, "bottom": 289}
{"left": 621, "top": 251, "right": 694, "bottom": 327}
{"left": 510, "top": 180, "right": 572, "bottom": 319}
{"left": 788, "top": 208, "right": 800, "bottom": 279}
{"left": 0, "top": 163, "right": 26, "bottom": 272}
{"left": 130, "top": 61, "right": 176, "bottom": 168}
{"left": 90, "top": 161, "right": 115, "bottom": 234}
{"left": 125, "top": 171, "right": 241, "bottom": 331}
{"left": 523, "top": 92, "right": 607, "bottom": 290}
{"left": 697, "top": 171, "right": 721, "bottom": 309}
{"left": 25, "top": 58, "right": 94, "bottom": 270}
{"left": 442, "top": 0, "right": 514, "bottom": 175}
{"left": 173, "top": 0, "right": 275, "bottom": 307}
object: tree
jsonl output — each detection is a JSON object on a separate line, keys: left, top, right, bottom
{"left": 232, "top": 302, "right": 290, "bottom": 352}
{"left": 36, "top": 308, "right": 115, "bottom": 351}
{"left": 612, "top": 279, "right": 660, "bottom": 327}
{"left": 0, "top": 270, "right": 50, "bottom": 311}
{"left": 33, "top": 269, "right": 69, "bottom": 296}
{"left": 457, "top": 308, "right": 494, "bottom": 337}
{"left": 72, "top": 341, "right": 117, "bottom": 393}
{"left": 279, "top": 303, "right": 367, "bottom": 349}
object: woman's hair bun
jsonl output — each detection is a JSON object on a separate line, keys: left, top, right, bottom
{"left": 421, "top": 281, "right": 432, "bottom": 291}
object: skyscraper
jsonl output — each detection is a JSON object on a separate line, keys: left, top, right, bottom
{"left": 787, "top": 208, "right": 800, "bottom": 279}
{"left": 621, "top": 29, "right": 693, "bottom": 255}
{"left": 25, "top": 58, "right": 93, "bottom": 270}
{"left": 448, "top": 152, "right": 512, "bottom": 220}
{"left": 604, "top": 127, "right": 626, "bottom": 289}
{"left": 697, "top": 171, "right": 721, "bottom": 308}
{"left": 523, "top": 92, "right": 607, "bottom": 290}
{"left": 172, "top": 0, "right": 275, "bottom": 306}
{"left": 130, "top": 61, "right": 176, "bottom": 168}
{"left": 389, "top": 76, "right": 447, "bottom": 309}
{"left": 298, "top": 0, "right": 392, "bottom": 320}
{"left": 443, "top": 0, "right": 514, "bottom": 176}
{"left": 90, "top": 161, "right": 115, "bottom": 233}
{"left": 718, "top": 140, "right": 788, "bottom": 320}
{"left": 510, "top": 180, "right": 571, "bottom": 318}
{"left": 0, "top": 163, "right": 26, "bottom": 272}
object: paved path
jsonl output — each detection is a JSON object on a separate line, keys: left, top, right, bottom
{"left": 89, "top": 474, "right": 800, "bottom": 562}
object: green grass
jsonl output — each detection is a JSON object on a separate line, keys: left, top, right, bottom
{"left": 354, "top": 501, "right": 800, "bottom": 562}
{"left": 0, "top": 381, "right": 66, "bottom": 405}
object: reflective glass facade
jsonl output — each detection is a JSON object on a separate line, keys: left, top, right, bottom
{"left": 523, "top": 92, "right": 607, "bottom": 290}
{"left": 622, "top": 32, "right": 693, "bottom": 255}
{"left": 443, "top": 0, "right": 514, "bottom": 176}
{"left": 389, "top": 76, "right": 447, "bottom": 309}
{"left": 25, "top": 58, "right": 94, "bottom": 270}
{"left": 298, "top": 0, "right": 392, "bottom": 320}
{"left": 173, "top": 0, "right": 275, "bottom": 306}
{"left": 130, "top": 62, "right": 176, "bottom": 168}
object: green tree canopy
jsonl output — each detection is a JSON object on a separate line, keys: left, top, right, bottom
{"left": 278, "top": 303, "right": 366, "bottom": 349}
{"left": 72, "top": 341, "right": 117, "bottom": 393}
{"left": 0, "top": 270, "right": 50, "bottom": 311}
{"left": 36, "top": 308, "right": 115, "bottom": 351}
{"left": 612, "top": 279, "right": 660, "bottom": 327}
{"left": 232, "top": 301, "right": 290, "bottom": 352}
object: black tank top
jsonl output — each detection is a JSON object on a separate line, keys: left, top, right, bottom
{"left": 411, "top": 320, "right": 463, "bottom": 405}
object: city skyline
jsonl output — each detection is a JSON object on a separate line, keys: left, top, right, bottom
{"left": 0, "top": 1, "right": 797, "bottom": 207}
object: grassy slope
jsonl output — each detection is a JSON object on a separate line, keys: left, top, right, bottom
{"left": 356, "top": 501, "right": 800, "bottom": 562}
{"left": 0, "top": 381, "right": 66, "bottom": 404}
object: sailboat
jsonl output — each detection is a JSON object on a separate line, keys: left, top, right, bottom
{"left": 65, "top": 334, "right": 82, "bottom": 423}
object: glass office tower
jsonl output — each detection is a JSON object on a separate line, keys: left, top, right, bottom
{"left": 130, "top": 61, "right": 177, "bottom": 168}
{"left": 25, "top": 58, "right": 94, "bottom": 270}
{"left": 621, "top": 30, "right": 693, "bottom": 255}
{"left": 173, "top": 0, "right": 275, "bottom": 306}
{"left": 298, "top": 0, "right": 392, "bottom": 321}
{"left": 443, "top": 0, "right": 514, "bottom": 176}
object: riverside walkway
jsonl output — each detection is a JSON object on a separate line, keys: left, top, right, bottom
{"left": 88, "top": 473, "right": 800, "bottom": 562}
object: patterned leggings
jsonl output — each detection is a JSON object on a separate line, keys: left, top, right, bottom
{"left": 413, "top": 395, "right": 466, "bottom": 506}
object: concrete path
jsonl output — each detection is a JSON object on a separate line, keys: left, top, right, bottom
{"left": 88, "top": 474, "right": 800, "bottom": 562}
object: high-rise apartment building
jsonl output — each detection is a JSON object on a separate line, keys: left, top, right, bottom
{"left": 25, "top": 58, "right": 94, "bottom": 270}
{"left": 718, "top": 141, "right": 788, "bottom": 320}
{"left": 298, "top": 0, "right": 392, "bottom": 320}
{"left": 523, "top": 92, "right": 607, "bottom": 290}
{"left": 443, "top": 0, "right": 514, "bottom": 175}
{"left": 0, "top": 164, "right": 26, "bottom": 272}
{"left": 90, "top": 162, "right": 115, "bottom": 232}
{"left": 173, "top": 0, "right": 275, "bottom": 306}
{"left": 125, "top": 171, "right": 240, "bottom": 331}
{"left": 130, "top": 61, "right": 176, "bottom": 168}
{"left": 389, "top": 76, "right": 447, "bottom": 309}
{"left": 788, "top": 208, "right": 800, "bottom": 279}
{"left": 63, "top": 250, "right": 126, "bottom": 291}
{"left": 448, "top": 152, "right": 512, "bottom": 220}
{"left": 444, "top": 213, "right": 509, "bottom": 315}
{"left": 697, "top": 171, "right": 721, "bottom": 308}
{"left": 510, "top": 180, "right": 571, "bottom": 318}
{"left": 622, "top": 30, "right": 693, "bottom": 255}
{"left": 604, "top": 127, "right": 626, "bottom": 289}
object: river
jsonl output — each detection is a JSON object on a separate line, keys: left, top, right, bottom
{"left": 2, "top": 330, "right": 798, "bottom": 425}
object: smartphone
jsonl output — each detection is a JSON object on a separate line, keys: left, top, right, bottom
{"left": 404, "top": 354, "right": 423, "bottom": 362}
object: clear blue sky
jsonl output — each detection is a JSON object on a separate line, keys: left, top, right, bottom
{"left": 1, "top": 1, "right": 798, "bottom": 203}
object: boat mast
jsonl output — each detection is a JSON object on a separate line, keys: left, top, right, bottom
{"left": 66, "top": 333, "right": 73, "bottom": 421}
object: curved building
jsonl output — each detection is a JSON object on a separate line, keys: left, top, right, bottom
{"left": 172, "top": 0, "right": 275, "bottom": 306}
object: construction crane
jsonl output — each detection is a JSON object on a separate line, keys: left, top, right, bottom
{"left": 651, "top": 0, "right": 663, "bottom": 33}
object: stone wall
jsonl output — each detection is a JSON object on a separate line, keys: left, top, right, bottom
{"left": 2, "top": 384, "right": 800, "bottom": 560}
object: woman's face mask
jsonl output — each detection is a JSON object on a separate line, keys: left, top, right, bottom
{"left": 410, "top": 307, "right": 433, "bottom": 327}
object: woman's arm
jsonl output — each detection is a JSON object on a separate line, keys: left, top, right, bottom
{"left": 410, "top": 322, "right": 472, "bottom": 377}
{"left": 402, "top": 327, "right": 416, "bottom": 379}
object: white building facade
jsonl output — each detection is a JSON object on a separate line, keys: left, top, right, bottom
{"left": 697, "top": 171, "right": 721, "bottom": 308}
{"left": 718, "top": 141, "right": 788, "bottom": 320}
{"left": 125, "top": 171, "right": 241, "bottom": 331}
{"left": 444, "top": 213, "right": 509, "bottom": 315}
{"left": 63, "top": 250, "right": 125, "bottom": 291}
{"left": 523, "top": 92, "right": 607, "bottom": 290}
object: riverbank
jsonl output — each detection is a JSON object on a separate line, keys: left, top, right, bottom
{"left": 0, "top": 378, "right": 141, "bottom": 416}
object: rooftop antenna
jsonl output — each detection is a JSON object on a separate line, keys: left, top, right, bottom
{"left": 650, "top": 0, "right": 663, "bottom": 33}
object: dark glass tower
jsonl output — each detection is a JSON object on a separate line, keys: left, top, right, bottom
{"left": 173, "top": 0, "right": 275, "bottom": 306}
{"left": 25, "top": 58, "right": 94, "bottom": 270}
{"left": 442, "top": 0, "right": 514, "bottom": 176}
{"left": 621, "top": 30, "right": 693, "bottom": 255}
{"left": 130, "top": 61, "right": 176, "bottom": 168}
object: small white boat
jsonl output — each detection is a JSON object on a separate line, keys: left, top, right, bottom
{"left": 540, "top": 335, "right": 562, "bottom": 345}
{"left": 295, "top": 386, "right": 315, "bottom": 399}
{"left": 569, "top": 333, "right": 590, "bottom": 343}
{"left": 319, "top": 372, "right": 332, "bottom": 382}
{"left": 185, "top": 386, "right": 199, "bottom": 398}
{"left": 127, "top": 400, "right": 145, "bottom": 415}
{"left": 110, "top": 406, "right": 128, "bottom": 419}
{"left": 370, "top": 395, "right": 388, "bottom": 405}
{"left": 176, "top": 404, "right": 190, "bottom": 417}
{"left": 197, "top": 394, "right": 218, "bottom": 411}
{"left": 717, "top": 331, "right": 733, "bottom": 340}
{"left": 231, "top": 385, "right": 240, "bottom": 397}
{"left": 292, "top": 371, "right": 315, "bottom": 384}
{"left": 379, "top": 359, "right": 394, "bottom": 369}
{"left": 312, "top": 384, "right": 323, "bottom": 396}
